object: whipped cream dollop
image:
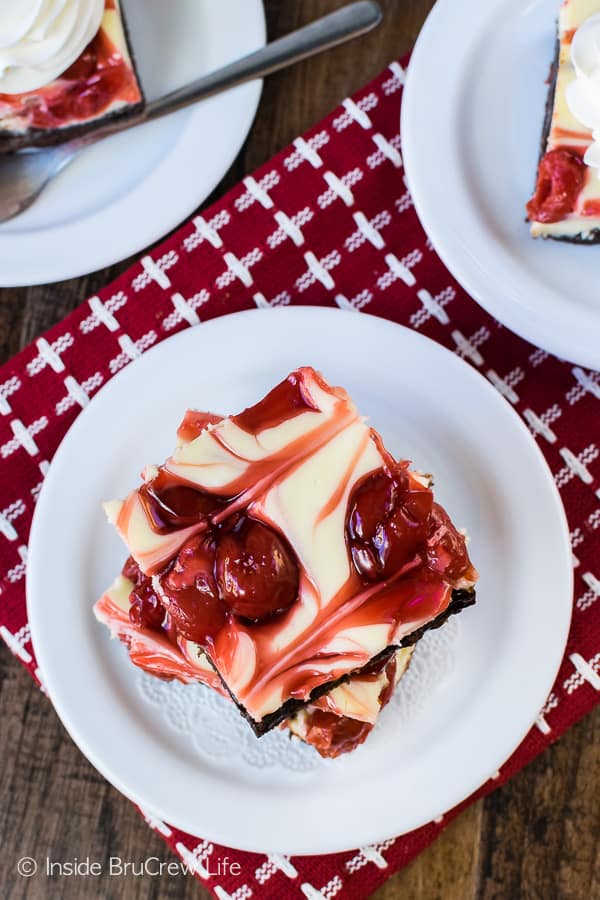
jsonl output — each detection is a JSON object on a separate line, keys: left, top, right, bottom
{"left": 566, "top": 12, "right": 600, "bottom": 175}
{"left": 0, "top": 0, "right": 104, "bottom": 94}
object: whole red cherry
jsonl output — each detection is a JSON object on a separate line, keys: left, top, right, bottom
{"left": 215, "top": 517, "right": 299, "bottom": 621}
{"left": 164, "top": 534, "right": 218, "bottom": 594}
{"left": 426, "top": 503, "right": 472, "bottom": 584}
{"left": 347, "top": 467, "right": 433, "bottom": 582}
{"left": 160, "top": 535, "right": 225, "bottom": 643}
{"left": 122, "top": 555, "right": 142, "bottom": 584}
{"left": 142, "top": 482, "right": 223, "bottom": 532}
{"left": 129, "top": 579, "right": 165, "bottom": 631}
{"left": 526, "top": 148, "right": 585, "bottom": 224}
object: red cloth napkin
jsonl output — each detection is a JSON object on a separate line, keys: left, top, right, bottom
{"left": 1, "top": 56, "right": 599, "bottom": 900}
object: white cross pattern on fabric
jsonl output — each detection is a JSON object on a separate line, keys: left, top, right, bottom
{"left": 333, "top": 94, "right": 378, "bottom": 132}
{"left": 452, "top": 326, "right": 490, "bottom": 365}
{"left": 377, "top": 250, "right": 422, "bottom": 290}
{"left": 486, "top": 368, "right": 524, "bottom": 404}
{"left": 570, "top": 527, "right": 585, "bottom": 565}
{"left": 301, "top": 876, "right": 343, "bottom": 900}
{"left": 184, "top": 211, "right": 231, "bottom": 252}
{"left": 0, "top": 623, "right": 32, "bottom": 663}
{"left": 252, "top": 290, "right": 290, "bottom": 309}
{"left": 216, "top": 249, "right": 263, "bottom": 290}
{"left": 0, "top": 498, "right": 26, "bottom": 541}
{"left": 0, "top": 375, "right": 21, "bottom": 415}
{"left": 577, "top": 571, "right": 600, "bottom": 611}
{"left": 254, "top": 853, "right": 298, "bottom": 884}
{"left": 27, "top": 334, "right": 74, "bottom": 377}
{"left": 296, "top": 250, "right": 341, "bottom": 292}
{"left": 535, "top": 693, "right": 559, "bottom": 734}
{"left": 6, "top": 544, "right": 28, "bottom": 583}
{"left": 267, "top": 208, "right": 312, "bottom": 249}
{"left": 529, "top": 347, "right": 549, "bottom": 367}
{"left": 555, "top": 446, "right": 598, "bottom": 488}
{"left": 564, "top": 652, "right": 600, "bottom": 692}
{"left": 174, "top": 840, "right": 214, "bottom": 879}
{"left": 236, "top": 172, "right": 280, "bottom": 211}
{"left": 367, "top": 133, "right": 402, "bottom": 170}
{"left": 81, "top": 292, "right": 127, "bottom": 334}
{"left": 409, "top": 286, "right": 454, "bottom": 329}
{"left": 54, "top": 374, "right": 103, "bottom": 415}
{"left": 345, "top": 210, "right": 390, "bottom": 252}
{"left": 108, "top": 332, "right": 157, "bottom": 375}
{"left": 566, "top": 367, "right": 600, "bottom": 406}
{"left": 382, "top": 61, "right": 406, "bottom": 94}
{"left": 323, "top": 170, "right": 355, "bottom": 206}
{"left": 523, "top": 404, "right": 562, "bottom": 444}
{"left": 214, "top": 885, "right": 253, "bottom": 900}
{"left": 162, "top": 290, "right": 210, "bottom": 331}
{"left": 395, "top": 190, "right": 413, "bottom": 214}
{"left": 335, "top": 289, "right": 372, "bottom": 312}
{"left": 346, "top": 839, "right": 395, "bottom": 875}
{"left": 317, "top": 168, "right": 363, "bottom": 210}
{"left": 289, "top": 135, "right": 326, "bottom": 170}
{"left": 2, "top": 417, "right": 47, "bottom": 459}
{"left": 139, "top": 807, "right": 172, "bottom": 837}
{"left": 132, "top": 251, "right": 179, "bottom": 292}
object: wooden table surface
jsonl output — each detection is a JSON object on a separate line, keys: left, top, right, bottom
{"left": 1, "top": 2, "right": 598, "bottom": 898}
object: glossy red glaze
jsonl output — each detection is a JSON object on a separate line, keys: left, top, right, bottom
{"left": 0, "top": 16, "right": 141, "bottom": 130}
{"left": 526, "top": 148, "right": 586, "bottom": 223}
{"left": 176, "top": 410, "right": 222, "bottom": 444}
{"left": 233, "top": 371, "right": 320, "bottom": 433}
{"left": 139, "top": 473, "right": 224, "bottom": 534}
{"left": 160, "top": 535, "right": 226, "bottom": 644}
{"left": 215, "top": 518, "right": 299, "bottom": 621}
{"left": 303, "top": 711, "right": 372, "bottom": 758}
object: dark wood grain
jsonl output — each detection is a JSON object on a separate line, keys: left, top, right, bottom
{"left": 0, "top": 2, "right": 598, "bottom": 899}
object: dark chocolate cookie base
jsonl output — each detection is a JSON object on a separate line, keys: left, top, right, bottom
{"left": 0, "top": 100, "right": 145, "bottom": 154}
{"left": 533, "top": 228, "right": 600, "bottom": 244}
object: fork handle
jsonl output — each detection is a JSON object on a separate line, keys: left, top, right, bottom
{"left": 145, "top": 2, "right": 382, "bottom": 121}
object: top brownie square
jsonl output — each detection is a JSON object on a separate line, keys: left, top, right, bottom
{"left": 105, "top": 367, "right": 477, "bottom": 734}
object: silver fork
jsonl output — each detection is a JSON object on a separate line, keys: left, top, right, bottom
{"left": 0, "top": 1, "right": 382, "bottom": 223}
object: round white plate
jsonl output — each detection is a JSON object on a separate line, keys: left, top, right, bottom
{"left": 0, "top": 0, "right": 265, "bottom": 287}
{"left": 402, "top": 0, "right": 600, "bottom": 370}
{"left": 27, "top": 308, "right": 573, "bottom": 855}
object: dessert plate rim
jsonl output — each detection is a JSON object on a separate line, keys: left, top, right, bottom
{"left": 26, "top": 307, "right": 573, "bottom": 855}
{"left": 401, "top": 0, "right": 600, "bottom": 370}
{"left": 0, "top": 0, "right": 266, "bottom": 287}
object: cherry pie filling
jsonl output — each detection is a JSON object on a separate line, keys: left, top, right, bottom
{"left": 0, "top": 17, "right": 141, "bottom": 130}
{"left": 527, "top": 148, "right": 586, "bottom": 223}
{"left": 123, "top": 459, "right": 474, "bottom": 659}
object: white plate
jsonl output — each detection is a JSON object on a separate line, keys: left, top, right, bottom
{"left": 27, "top": 308, "right": 573, "bottom": 855}
{"left": 0, "top": 0, "right": 265, "bottom": 287}
{"left": 402, "top": 0, "right": 600, "bottom": 370}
